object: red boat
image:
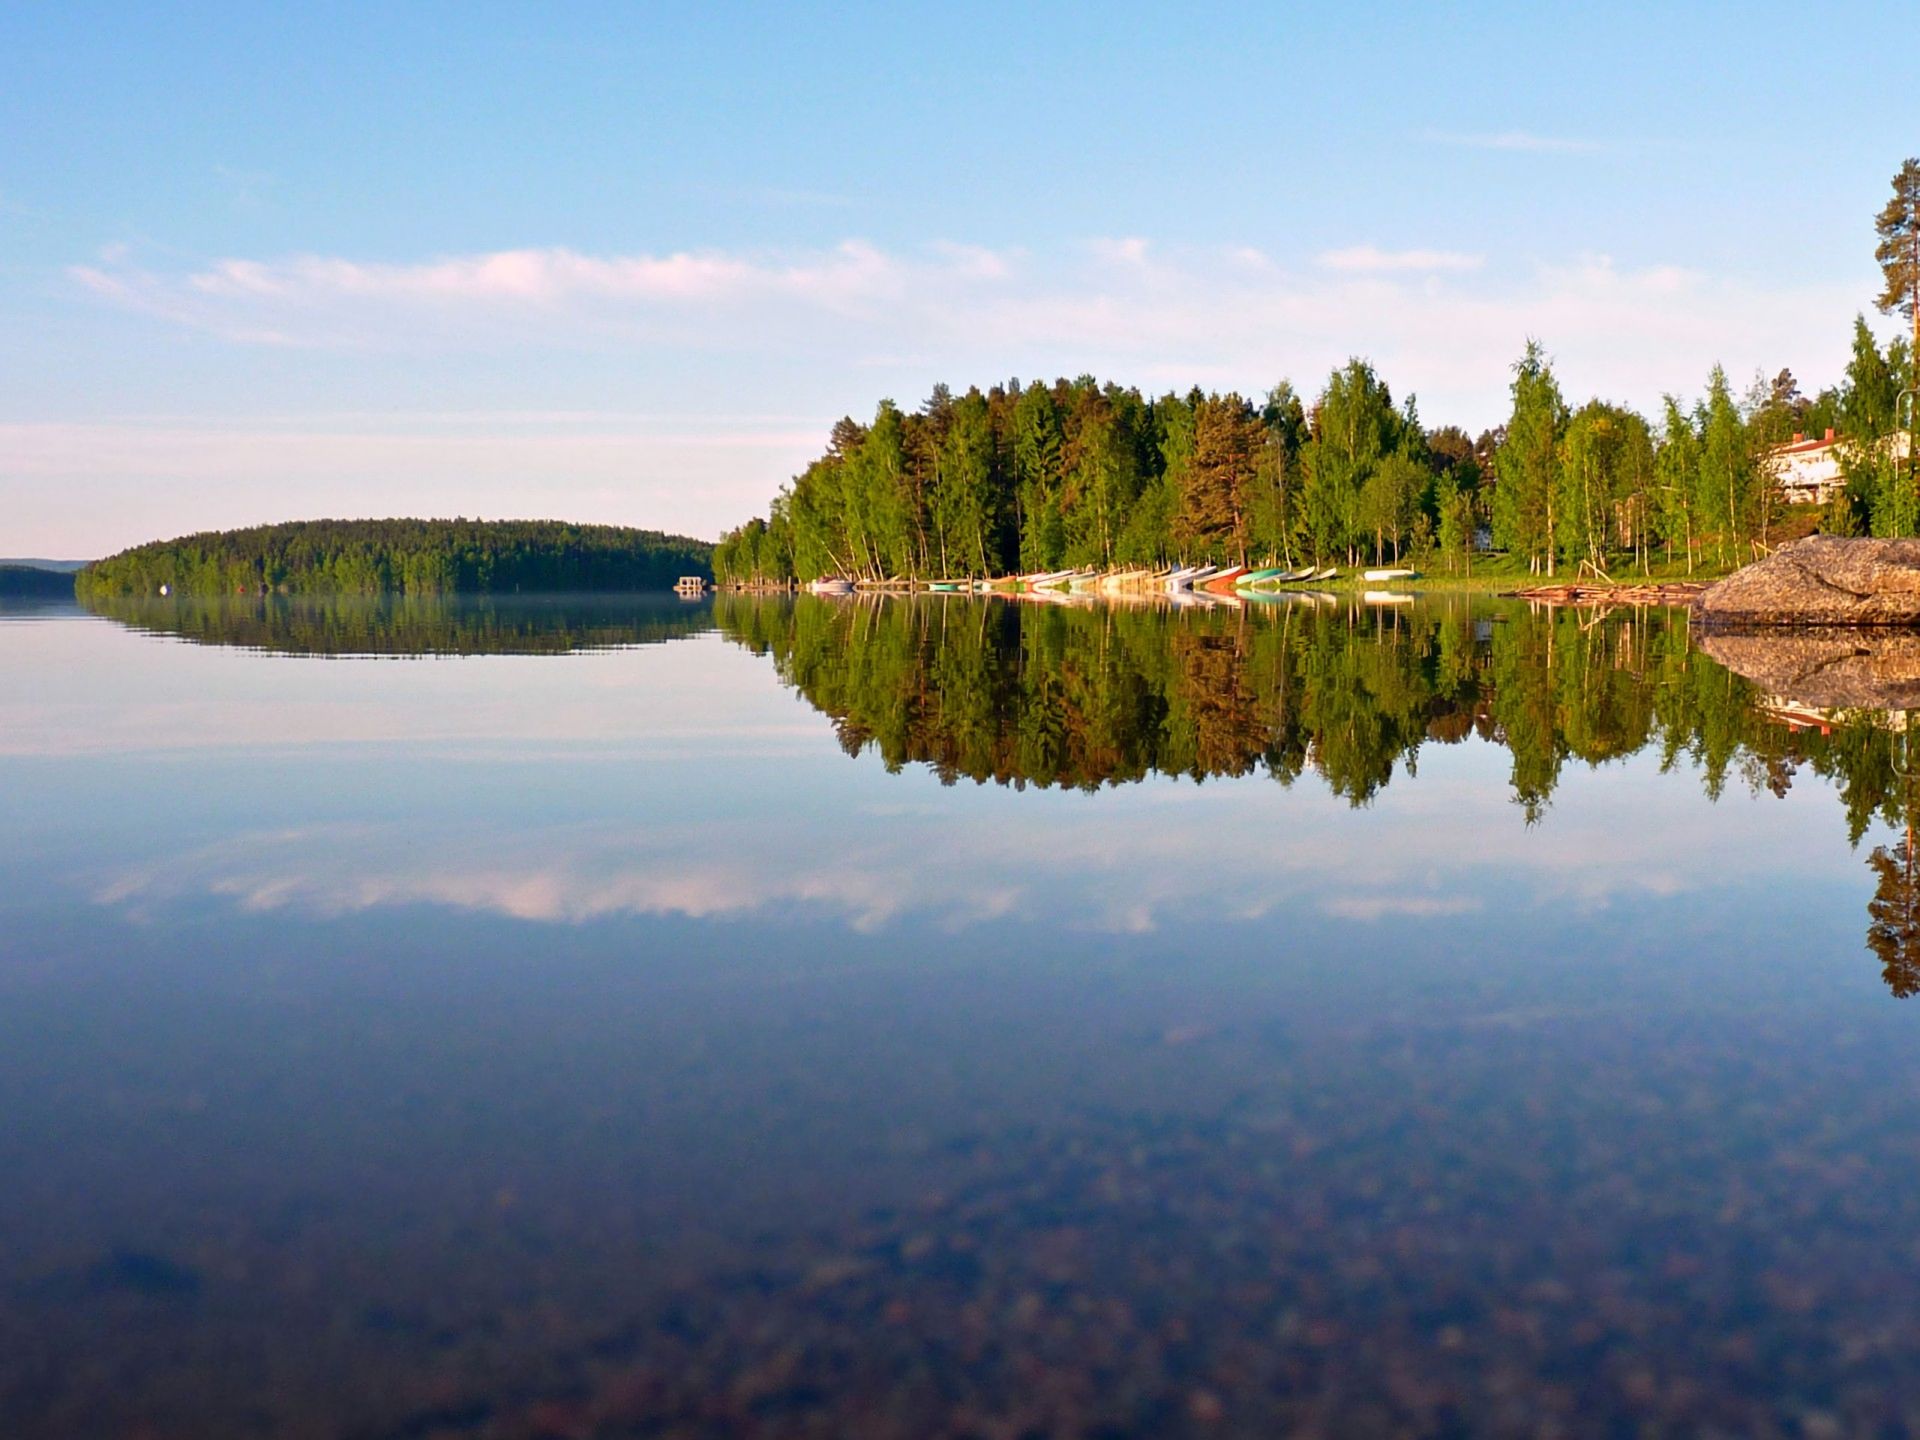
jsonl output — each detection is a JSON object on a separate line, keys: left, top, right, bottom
{"left": 1199, "top": 565, "right": 1248, "bottom": 593}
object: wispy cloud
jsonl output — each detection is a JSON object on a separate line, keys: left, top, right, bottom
{"left": 1317, "top": 245, "right": 1483, "bottom": 274}
{"left": 1421, "top": 129, "right": 1604, "bottom": 155}
{"left": 59, "top": 238, "right": 1861, "bottom": 443}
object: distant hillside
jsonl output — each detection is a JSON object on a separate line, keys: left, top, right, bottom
{"left": 77, "top": 519, "right": 714, "bottom": 597}
{"left": 0, "top": 564, "right": 78, "bottom": 597}
{"left": 0, "top": 558, "right": 89, "bottom": 573}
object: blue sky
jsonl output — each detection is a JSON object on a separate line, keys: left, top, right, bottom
{"left": 2, "top": 1, "right": 1913, "bottom": 556}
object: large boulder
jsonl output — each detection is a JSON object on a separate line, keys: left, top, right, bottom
{"left": 1695, "top": 628, "right": 1920, "bottom": 710}
{"left": 1693, "top": 536, "right": 1920, "bottom": 629}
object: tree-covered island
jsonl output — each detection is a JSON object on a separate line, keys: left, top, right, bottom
{"left": 712, "top": 159, "right": 1920, "bottom": 588}
{"left": 76, "top": 518, "right": 714, "bottom": 597}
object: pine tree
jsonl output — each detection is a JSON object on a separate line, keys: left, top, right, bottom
{"left": 1875, "top": 158, "right": 1920, "bottom": 361}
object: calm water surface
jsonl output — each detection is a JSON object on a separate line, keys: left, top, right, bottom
{"left": 5, "top": 592, "right": 1920, "bottom": 1438}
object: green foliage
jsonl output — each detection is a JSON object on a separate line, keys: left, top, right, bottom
{"left": 80, "top": 519, "right": 713, "bottom": 597}
{"left": 713, "top": 305, "right": 1920, "bottom": 585}
{"left": 1491, "top": 340, "right": 1567, "bottom": 574}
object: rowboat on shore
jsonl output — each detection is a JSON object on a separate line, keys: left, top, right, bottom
{"left": 808, "top": 577, "right": 853, "bottom": 595}
{"left": 1200, "top": 564, "right": 1249, "bottom": 593}
{"left": 1313, "top": 566, "right": 1339, "bottom": 581}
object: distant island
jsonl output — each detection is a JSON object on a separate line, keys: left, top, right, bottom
{"left": 76, "top": 519, "right": 714, "bottom": 597}
{"left": 0, "top": 563, "right": 81, "bottom": 597}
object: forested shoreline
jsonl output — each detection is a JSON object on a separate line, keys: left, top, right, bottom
{"left": 711, "top": 322, "right": 1917, "bottom": 587}
{"left": 77, "top": 519, "right": 714, "bottom": 597}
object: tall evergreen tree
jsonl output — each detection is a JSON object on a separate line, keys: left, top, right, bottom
{"left": 1876, "top": 158, "right": 1920, "bottom": 361}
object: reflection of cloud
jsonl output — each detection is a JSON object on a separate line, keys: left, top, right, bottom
{"left": 1321, "top": 894, "right": 1483, "bottom": 922}
{"left": 92, "top": 748, "right": 1859, "bottom": 937}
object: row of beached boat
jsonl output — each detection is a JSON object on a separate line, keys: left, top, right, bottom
{"left": 807, "top": 563, "right": 1409, "bottom": 597}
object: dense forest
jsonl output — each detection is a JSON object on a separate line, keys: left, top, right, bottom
{"left": 77, "top": 519, "right": 714, "bottom": 597}
{"left": 711, "top": 323, "right": 1917, "bottom": 586}
{"left": 82, "top": 592, "right": 714, "bottom": 657}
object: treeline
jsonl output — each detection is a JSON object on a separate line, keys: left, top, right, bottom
{"left": 712, "top": 321, "right": 1917, "bottom": 585}
{"left": 81, "top": 592, "right": 714, "bottom": 657}
{"left": 77, "top": 519, "right": 715, "bottom": 597}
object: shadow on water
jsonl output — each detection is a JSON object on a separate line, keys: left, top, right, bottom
{"left": 80, "top": 591, "right": 716, "bottom": 656}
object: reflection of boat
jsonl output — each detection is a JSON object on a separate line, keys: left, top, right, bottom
{"left": 1363, "top": 568, "right": 1418, "bottom": 582}
{"left": 1239, "top": 587, "right": 1315, "bottom": 605}
{"left": 1363, "top": 590, "right": 1415, "bottom": 606}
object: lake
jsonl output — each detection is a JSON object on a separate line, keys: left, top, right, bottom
{"left": 4, "top": 590, "right": 1920, "bottom": 1438}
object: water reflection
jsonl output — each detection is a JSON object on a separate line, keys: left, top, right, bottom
{"left": 717, "top": 593, "right": 1913, "bottom": 832}
{"left": 15, "top": 591, "right": 1920, "bottom": 1435}
{"left": 73, "top": 591, "right": 1920, "bottom": 998}
{"left": 82, "top": 591, "right": 713, "bottom": 656}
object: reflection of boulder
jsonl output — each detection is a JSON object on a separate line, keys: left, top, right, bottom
{"left": 1694, "top": 536, "right": 1920, "bottom": 628}
{"left": 1696, "top": 628, "right": 1920, "bottom": 710}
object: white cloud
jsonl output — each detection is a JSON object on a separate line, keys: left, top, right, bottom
{"left": 1317, "top": 245, "right": 1484, "bottom": 274}
{"left": 39, "top": 235, "right": 1868, "bottom": 551}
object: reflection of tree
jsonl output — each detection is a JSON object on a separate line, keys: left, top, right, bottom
{"left": 1867, "top": 841, "right": 1920, "bottom": 997}
{"left": 713, "top": 593, "right": 1786, "bottom": 810}
{"left": 84, "top": 593, "right": 713, "bottom": 656}
{"left": 1867, "top": 721, "right": 1920, "bottom": 998}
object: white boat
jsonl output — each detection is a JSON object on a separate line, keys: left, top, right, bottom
{"left": 808, "top": 577, "right": 853, "bottom": 595}
{"left": 1022, "top": 569, "right": 1075, "bottom": 590}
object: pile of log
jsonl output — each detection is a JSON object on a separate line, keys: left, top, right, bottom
{"left": 1502, "top": 582, "right": 1708, "bottom": 607}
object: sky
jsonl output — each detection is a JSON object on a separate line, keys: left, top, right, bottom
{"left": 1, "top": 0, "right": 1915, "bottom": 558}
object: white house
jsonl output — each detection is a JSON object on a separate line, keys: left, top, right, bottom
{"left": 1767, "top": 428, "right": 1845, "bottom": 505}
{"left": 1766, "top": 427, "right": 1913, "bottom": 506}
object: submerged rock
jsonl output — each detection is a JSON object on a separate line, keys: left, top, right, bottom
{"left": 1693, "top": 536, "right": 1920, "bottom": 628}
{"left": 1696, "top": 628, "right": 1920, "bottom": 710}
